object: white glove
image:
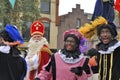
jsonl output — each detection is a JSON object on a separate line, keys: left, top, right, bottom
{"left": 26, "top": 54, "right": 39, "bottom": 71}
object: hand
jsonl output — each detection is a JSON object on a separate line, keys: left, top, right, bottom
{"left": 70, "top": 67, "right": 83, "bottom": 76}
{"left": 34, "top": 77, "right": 40, "bottom": 80}
{"left": 87, "top": 48, "right": 98, "bottom": 58}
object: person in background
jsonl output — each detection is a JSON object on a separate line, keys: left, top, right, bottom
{"left": 34, "top": 29, "right": 93, "bottom": 80}
{"left": 25, "top": 20, "right": 52, "bottom": 80}
{"left": 87, "top": 48, "right": 99, "bottom": 80}
{"left": 0, "top": 24, "right": 26, "bottom": 80}
{"left": 89, "top": 23, "right": 120, "bottom": 80}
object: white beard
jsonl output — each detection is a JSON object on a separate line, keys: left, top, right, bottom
{"left": 26, "top": 37, "right": 48, "bottom": 58}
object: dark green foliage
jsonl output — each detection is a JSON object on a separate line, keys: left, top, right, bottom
{"left": 0, "top": 0, "right": 40, "bottom": 40}
{"left": 0, "top": 0, "right": 40, "bottom": 26}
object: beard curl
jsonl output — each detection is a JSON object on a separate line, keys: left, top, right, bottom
{"left": 27, "top": 37, "right": 48, "bottom": 58}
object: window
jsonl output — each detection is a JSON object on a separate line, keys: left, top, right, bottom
{"left": 22, "top": 21, "right": 32, "bottom": 41}
{"left": 40, "top": 0, "right": 50, "bottom": 14}
{"left": 42, "top": 21, "right": 50, "bottom": 42}
{"left": 76, "top": 19, "right": 81, "bottom": 28}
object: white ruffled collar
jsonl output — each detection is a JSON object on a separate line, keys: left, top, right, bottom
{"left": 98, "top": 41, "right": 120, "bottom": 54}
{"left": 0, "top": 45, "right": 10, "bottom": 54}
{"left": 58, "top": 50, "right": 84, "bottom": 64}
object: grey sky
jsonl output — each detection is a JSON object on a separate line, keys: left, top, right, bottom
{"left": 59, "top": 0, "right": 96, "bottom": 15}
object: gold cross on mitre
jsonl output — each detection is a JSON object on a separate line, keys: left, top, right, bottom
{"left": 34, "top": 22, "right": 41, "bottom": 30}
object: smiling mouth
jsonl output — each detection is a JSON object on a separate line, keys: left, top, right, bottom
{"left": 102, "top": 38, "right": 109, "bottom": 43}
{"left": 66, "top": 45, "right": 73, "bottom": 50}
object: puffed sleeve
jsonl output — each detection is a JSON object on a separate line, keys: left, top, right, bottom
{"left": 35, "top": 58, "right": 52, "bottom": 80}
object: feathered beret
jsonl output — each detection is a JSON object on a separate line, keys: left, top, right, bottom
{"left": 0, "top": 24, "right": 24, "bottom": 46}
{"left": 78, "top": 16, "right": 108, "bottom": 39}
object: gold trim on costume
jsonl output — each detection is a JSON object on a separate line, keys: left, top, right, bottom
{"left": 98, "top": 54, "right": 102, "bottom": 80}
{"left": 109, "top": 53, "right": 113, "bottom": 80}
{"left": 38, "top": 52, "right": 41, "bottom": 66}
{"left": 102, "top": 54, "right": 107, "bottom": 80}
{"left": 41, "top": 47, "right": 52, "bottom": 55}
{"left": 98, "top": 53, "right": 114, "bottom": 80}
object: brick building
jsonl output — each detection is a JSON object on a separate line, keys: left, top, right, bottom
{"left": 57, "top": 4, "right": 91, "bottom": 49}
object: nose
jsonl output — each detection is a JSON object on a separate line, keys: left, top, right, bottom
{"left": 66, "top": 41, "right": 75, "bottom": 45}
{"left": 103, "top": 33, "right": 107, "bottom": 36}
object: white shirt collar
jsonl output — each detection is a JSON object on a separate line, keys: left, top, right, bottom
{"left": 98, "top": 41, "right": 120, "bottom": 54}
{"left": 0, "top": 46, "right": 10, "bottom": 54}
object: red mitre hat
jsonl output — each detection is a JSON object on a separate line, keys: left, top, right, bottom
{"left": 30, "top": 21, "right": 45, "bottom": 36}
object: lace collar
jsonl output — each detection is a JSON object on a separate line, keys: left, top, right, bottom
{"left": 98, "top": 41, "right": 120, "bottom": 54}
{"left": 58, "top": 50, "right": 84, "bottom": 64}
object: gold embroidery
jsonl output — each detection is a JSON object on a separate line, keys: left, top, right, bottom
{"left": 98, "top": 54, "right": 102, "bottom": 80}
{"left": 109, "top": 53, "right": 113, "bottom": 80}
{"left": 34, "top": 22, "right": 41, "bottom": 30}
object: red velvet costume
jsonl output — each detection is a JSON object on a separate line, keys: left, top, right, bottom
{"left": 28, "top": 45, "right": 52, "bottom": 80}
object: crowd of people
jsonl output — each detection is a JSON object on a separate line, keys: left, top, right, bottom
{"left": 1, "top": 18, "right": 120, "bottom": 80}
{"left": 0, "top": 0, "right": 120, "bottom": 80}
{"left": 0, "top": 19, "right": 120, "bottom": 80}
